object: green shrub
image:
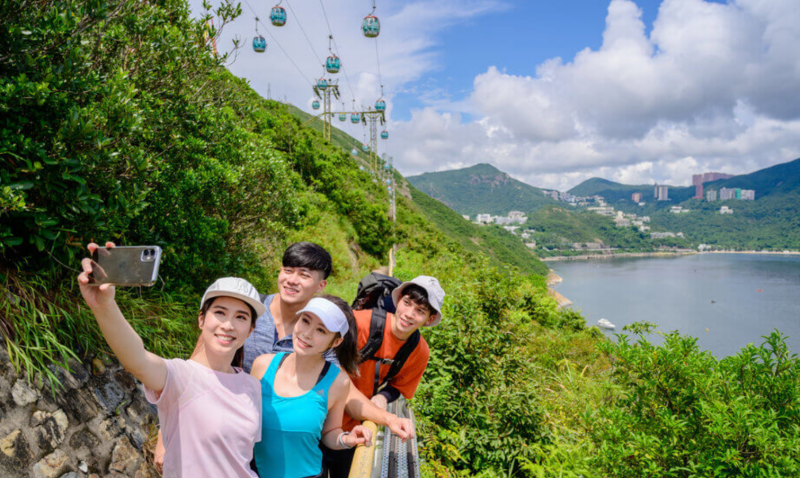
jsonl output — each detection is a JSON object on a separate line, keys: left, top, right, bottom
{"left": 589, "top": 327, "right": 800, "bottom": 477}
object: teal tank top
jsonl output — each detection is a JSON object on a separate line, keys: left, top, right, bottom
{"left": 254, "top": 352, "right": 340, "bottom": 478}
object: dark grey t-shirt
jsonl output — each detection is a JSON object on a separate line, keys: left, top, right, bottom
{"left": 242, "top": 294, "right": 337, "bottom": 373}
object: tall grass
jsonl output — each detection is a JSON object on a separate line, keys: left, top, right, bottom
{"left": 0, "top": 267, "right": 199, "bottom": 389}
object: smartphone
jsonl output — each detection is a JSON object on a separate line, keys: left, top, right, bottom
{"left": 88, "top": 246, "right": 162, "bottom": 287}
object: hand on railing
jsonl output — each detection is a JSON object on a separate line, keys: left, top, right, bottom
{"left": 386, "top": 415, "right": 414, "bottom": 442}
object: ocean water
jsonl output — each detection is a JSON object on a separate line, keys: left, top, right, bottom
{"left": 551, "top": 253, "right": 800, "bottom": 357}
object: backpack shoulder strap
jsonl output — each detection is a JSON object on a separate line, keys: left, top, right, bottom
{"left": 358, "top": 308, "right": 387, "bottom": 362}
{"left": 383, "top": 330, "right": 421, "bottom": 388}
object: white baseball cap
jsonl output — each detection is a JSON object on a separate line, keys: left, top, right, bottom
{"left": 391, "top": 275, "right": 446, "bottom": 327}
{"left": 297, "top": 297, "right": 349, "bottom": 335}
{"left": 200, "top": 277, "right": 266, "bottom": 319}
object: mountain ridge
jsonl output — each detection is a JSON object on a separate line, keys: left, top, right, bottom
{"left": 407, "top": 163, "right": 557, "bottom": 216}
{"left": 569, "top": 157, "right": 800, "bottom": 202}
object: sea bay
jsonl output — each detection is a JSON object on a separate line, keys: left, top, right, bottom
{"left": 551, "top": 253, "right": 800, "bottom": 357}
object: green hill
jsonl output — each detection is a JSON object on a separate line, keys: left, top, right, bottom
{"left": 408, "top": 185, "right": 548, "bottom": 275}
{"left": 407, "top": 163, "right": 558, "bottom": 216}
{"left": 703, "top": 157, "right": 800, "bottom": 198}
{"left": 569, "top": 178, "right": 695, "bottom": 203}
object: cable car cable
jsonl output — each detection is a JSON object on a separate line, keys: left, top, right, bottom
{"left": 283, "top": 0, "right": 324, "bottom": 66}
{"left": 241, "top": 0, "right": 314, "bottom": 86}
{"left": 317, "top": 0, "right": 357, "bottom": 110}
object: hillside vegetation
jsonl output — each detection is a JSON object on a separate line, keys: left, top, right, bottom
{"left": 2, "top": 1, "right": 800, "bottom": 477}
{"left": 409, "top": 185, "right": 548, "bottom": 275}
{"left": 408, "top": 163, "right": 558, "bottom": 216}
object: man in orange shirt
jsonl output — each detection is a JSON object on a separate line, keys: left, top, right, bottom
{"left": 324, "top": 275, "right": 445, "bottom": 478}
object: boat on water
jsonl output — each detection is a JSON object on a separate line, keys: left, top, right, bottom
{"left": 597, "top": 318, "right": 616, "bottom": 329}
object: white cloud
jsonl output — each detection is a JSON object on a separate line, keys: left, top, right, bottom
{"left": 188, "top": 0, "right": 505, "bottom": 118}
{"left": 389, "top": 0, "right": 800, "bottom": 190}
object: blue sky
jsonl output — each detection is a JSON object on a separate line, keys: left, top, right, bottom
{"left": 197, "top": 0, "right": 800, "bottom": 190}
{"left": 394, "top": 0, "right": 630, "bottom": 121}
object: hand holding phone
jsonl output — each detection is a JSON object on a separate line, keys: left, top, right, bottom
{"left": 86, "top": 244, "right": 162, "bottom": 287}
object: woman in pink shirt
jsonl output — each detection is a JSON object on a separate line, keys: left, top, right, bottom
{"left": 78, "top": 242, "right": 263, "bottom": 478}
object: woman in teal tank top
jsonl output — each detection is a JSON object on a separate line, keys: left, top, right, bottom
{"left": 250, "top": 295, "right": 372, "bottom": 478}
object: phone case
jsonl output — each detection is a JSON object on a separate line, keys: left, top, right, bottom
{"left": 89, "top": 246, "right": 162, "bottom": 287}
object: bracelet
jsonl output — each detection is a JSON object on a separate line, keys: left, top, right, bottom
{"left": 337, "top": 431, "right": 352, "bottom": 449}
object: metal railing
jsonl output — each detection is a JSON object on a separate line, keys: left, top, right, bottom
{"left": 349, "top": 398, "right": 420, "bottom": 478}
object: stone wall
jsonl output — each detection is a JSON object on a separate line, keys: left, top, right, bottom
{"left": 0, "top": 347, "right": 159, "bottom": 478}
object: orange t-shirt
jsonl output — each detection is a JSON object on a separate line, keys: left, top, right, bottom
{"left": 341, "top": 309, "right": 430, "bottom": 432}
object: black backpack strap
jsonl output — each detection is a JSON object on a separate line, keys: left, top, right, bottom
{"left": 358, "top": 308, "right": 387, "bottom": 363}
{"left": 278, "top": 352, "right": 290, "bottom": 369}
{"left": 277, "top": 352, "right": 330, "bottom": 386}
{"left": 382, "top": 330, "right": 420, "bottom": 388}
{"left": 316, "top": 361, "right": 331, "bottom": 386}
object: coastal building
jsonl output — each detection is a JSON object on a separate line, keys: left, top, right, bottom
{"left": 741, "top": 189, "right": 755, "bottom": 200}
{"left": 654, "top": 184, "right": 669, "bottom": 201}
{"left": 693, "top": 171, "right": 734, "bottom": 199}
{"left": 614, "top": 217, "right": 631, "bottom": 227}
{"left": 559, "top": 192, "right": 576, "bottom": 203}
{"left": 495, "top": 213, "right": 528, "bottom": 225}
{"left": 720, "top": 188, "right": 736, "bottom": 200}
{"left": 720, "top": 206, "right": 733, "bottom": 214}
{"left": 639, "top": 225, "right": 651, "bottom": 232}
{"left": 588, "top": 206, "right": 615, "bottom": 216}
{"left": 503, "top": 226, "right": 519, "bottom": 234}
{"left": 706, "top": 190, "right": 718, "bottom": 201}
{"left": 543, "top": 190, "right": 560, "bottom": 201}
{"left": 462, "top": 215, "right": 470, "bottom": 221}
{"left": 652, "top": 232, "right": 673, "bottom": 238}
{"left": 525, "top": 242, "right": 537, "bottom": 249}
{"left": 476, "top": 214, "right": 494, "bottom": 224}
{"left": 632, "top": 192, "right": 642, "bottom": 203}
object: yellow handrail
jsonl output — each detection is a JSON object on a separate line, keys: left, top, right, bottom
{"left": 348, "top": 421, "right": 379, "bottom": 478}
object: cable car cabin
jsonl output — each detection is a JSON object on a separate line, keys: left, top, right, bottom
{"left": 362, "top": 15, "right": 380, "bottom": 38}
{"left": 270, "top": 6, "right": 286, "bottom": 26}
{"left": 326, "top": 55, "right": 340, "bottom": 74}
{"left": 375, "top": 99, "right": 386, "bottom": 111}
{"left": 383, "top": 163, "right": 391, "bottom": 170}
{"left": 381, "top": 130, "right": 389, "bottom": 139}
{"left": 338, "top": 113, "right": 347, "bottom": 122}
{"left": 252, "top": 36, "right": 267, "bottom": 53}
{"left": 362, "top": 143, "right": 369, "bottom": 152}
{"left": 351, "top": 148, "right": 359, "bottom": 156}
{"left": 385, "top": 178, "right": 392, "bottom": 185}
{"left": 312, "top": 100, "right": 320, "bottom": 110}
{"left": 316, "top": 78, "right": 328, "bottom": 90}
{"left": 350, "top": 113, "right": 361, "bottom": 123}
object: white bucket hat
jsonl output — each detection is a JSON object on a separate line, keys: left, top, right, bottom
{"left": 391, "top": 275, "right": 446, "bottom": 327}
{"left": 200, "top": 277, "right": 266, "bottom": 318}
{"left": 297, "top": 297, "right": 349, "bottom": 335}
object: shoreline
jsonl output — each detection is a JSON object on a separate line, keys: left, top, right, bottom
{"left": 541, "top": 251, "right": 695, "bottom": 262}
{"left": 700, "top": 250, "right": 800, "bottom": 256}
{"left": 546, "top": 270, "right": 572, "bottom": 308}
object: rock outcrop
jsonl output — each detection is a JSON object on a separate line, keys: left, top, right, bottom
{"left": 0, "top": 347, "right": 159, "bottom": 477}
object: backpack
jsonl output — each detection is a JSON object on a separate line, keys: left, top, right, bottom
{"left": 352, "top": 273, "right": 421, "bottom": 395}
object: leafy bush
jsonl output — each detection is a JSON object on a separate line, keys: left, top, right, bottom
{"left": 588, "top": 327, "right": 800, "bottom": 477}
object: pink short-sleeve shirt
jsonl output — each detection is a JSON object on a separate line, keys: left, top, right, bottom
{"left": 145, "top": 359, "right": 262, "bottom": 478}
